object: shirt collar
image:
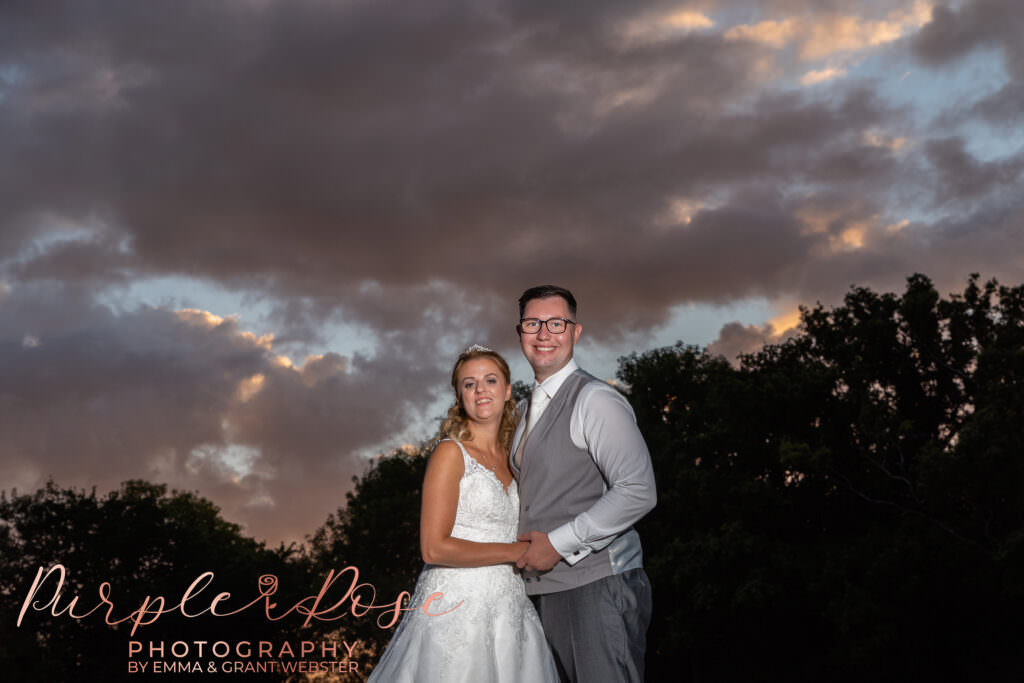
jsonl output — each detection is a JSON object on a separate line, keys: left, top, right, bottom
{"left": 535, "top": 358, "right": 578, "bottom": 400}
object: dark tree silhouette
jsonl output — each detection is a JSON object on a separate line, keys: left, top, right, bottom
{"left": 306, "top": 447, "right": 428, "bottom": 681}
{"left": 0, "top": 480, "right": 306, "bottom": 682}
{"left": 625, "top": 274, "right": 1024, "bottom": 682}
{"left": 511, "top": 380, "right": 532, "bottom": 403}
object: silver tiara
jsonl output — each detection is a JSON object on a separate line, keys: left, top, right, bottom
{"left": 463, "top": 343, "right": 494, "bottom": 354}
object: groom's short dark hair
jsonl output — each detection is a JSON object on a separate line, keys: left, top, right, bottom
{"left": 518, "top": 285, "right": 577, "bottom": 319}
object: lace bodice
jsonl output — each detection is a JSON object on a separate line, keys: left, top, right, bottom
{"left": 448, "top": 440, "right": 519, "bottom": 545}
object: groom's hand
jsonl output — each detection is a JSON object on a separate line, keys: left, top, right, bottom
{"left": 515, "top": 531, "right": 561, "bottom": 571}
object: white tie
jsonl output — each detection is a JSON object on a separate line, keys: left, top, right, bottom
{"left": 515, "top": 385, "right": 549, "bottom": 468}
{"left": 525, "top": 384, "right": 549, "bottom": 439}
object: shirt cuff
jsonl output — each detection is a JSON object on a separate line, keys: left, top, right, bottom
{"left": 547, "top": 523, "right": 592, "bottom": 566}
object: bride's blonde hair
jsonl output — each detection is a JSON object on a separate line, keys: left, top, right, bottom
{"left": 437, "top": 346, "right": 520, "bottom": 453}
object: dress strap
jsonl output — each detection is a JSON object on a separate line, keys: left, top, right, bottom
{"left": 441, "top": 438, "right": 473, "bottom": 467}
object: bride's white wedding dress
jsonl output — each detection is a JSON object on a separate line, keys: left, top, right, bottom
{"left": 367, "top": 440, "right": 559, "bottom": 682}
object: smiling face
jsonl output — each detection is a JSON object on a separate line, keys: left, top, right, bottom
{"left": 518, "top": 295, "right": 582, "bottom": 382}
{"left": 456, "top": 357, "right": 512, "bottom": 424}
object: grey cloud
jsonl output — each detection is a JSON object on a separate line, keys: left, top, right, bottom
{"left": 707, "top": 321, "right": 780, "bottom": 364}
{"left": 0, "top": 282, "right": 440, "bottom": 544}
{"left": 970, "top": 83, "right": 1024, "bottom": 127}
{"left": 2, "top": 0, "right": 1016, "bottom": 328}
{"left": 911, "top": 4, "right": 988, "bottom": 65}
{"left": 925, "top": 137, "right": 1024, "bottom": 204}
{"left": 2, "top": 0, "right": 1022, "bottom": 545}
{"left": 931, "top": 83, "right": 1024, "bottom": 134}
{"left": 912, "top": 1, "right": 1024, "bottom": 77}
{"left": 3, "top": 0, "right": 893, "bottom": 340}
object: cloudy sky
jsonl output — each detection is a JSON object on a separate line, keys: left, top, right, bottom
{"left": 1, "top": 0, "right": 1021, "bottom": 545}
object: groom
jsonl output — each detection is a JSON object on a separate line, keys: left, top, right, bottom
{"left": 511, "top": 285, "right": 656, "bottom": 683}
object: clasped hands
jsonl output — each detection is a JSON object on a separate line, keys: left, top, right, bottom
{"left": 515, "top": 530, "right": 562, "bottom": 572}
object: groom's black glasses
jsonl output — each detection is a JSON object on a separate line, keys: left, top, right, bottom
{"left": 519, "top": 318, "right": 576, "bottom": 334}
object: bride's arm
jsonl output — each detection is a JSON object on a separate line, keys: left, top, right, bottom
{"left": 419, "top": 441, "right": 528, "bottom": 567}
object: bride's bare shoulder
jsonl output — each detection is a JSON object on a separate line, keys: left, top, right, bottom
{"left": 426, "top": 440, "right": 465, "bottom": 475}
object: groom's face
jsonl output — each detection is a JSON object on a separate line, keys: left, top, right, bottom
{"left": 518, "top": 295, "right": 582, "bottom": 382}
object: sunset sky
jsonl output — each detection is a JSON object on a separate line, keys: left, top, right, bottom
{"left": 2, "top": 0, "right": 1021, "bottom": 545}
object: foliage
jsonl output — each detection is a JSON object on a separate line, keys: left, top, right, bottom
{"left": 305, "top": 447, "right": 428, "bottom": 680}
{"left": 511, "top": 380, "right": 532, "bottom": 403}
{"left": 0, "top": 480, "right": 306, "bottom": 681}
{"left": 624, "top": 274, "right": 1024, "bottom": 681}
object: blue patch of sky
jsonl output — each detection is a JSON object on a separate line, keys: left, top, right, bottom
{"left": 2, "top": 221, "right": 100, "bottom": 269}
{"left": 651, "top": 297, "right": 780, "bottom": 348}
{"left": 103, "top": 275, "right": 270, "bottom": 319}
{"left": 101, "top": 276, "right": 379, "bottom": 362}
{"left": 0, "top": 64, "right": 26, "bottom": 81}
{"left": 837, "top": 44, "right": 1019, "bottom": 226}
{"left": 0, "top": 64, "right": 29, "bottom": 106}
{"left": 866, "top": 46, "right": 1016, "bottom": 160}
{"left": 958, "top": 117, "right": 1024, "bottom": 163}
{"left": 190, "top": 443, "right": 262, "bottom": 478}
{"left": 541, "top": 297, "right": 780, "bottom": 384}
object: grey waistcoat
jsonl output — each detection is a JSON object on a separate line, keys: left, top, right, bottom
{"left": 515, "top": 368, "right": 643, "bottom": 595}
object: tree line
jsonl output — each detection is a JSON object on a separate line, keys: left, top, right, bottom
{"left": 2, "top": 274, "right": 1022, "bottom": 681}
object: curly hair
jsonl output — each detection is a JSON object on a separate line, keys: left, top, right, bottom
{"left": 437, "top": 347, "right": 520, "bottom": 453}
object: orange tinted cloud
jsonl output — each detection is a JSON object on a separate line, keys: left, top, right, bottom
{"left": 726, "top": 2, "right": 933, "bottom": 60}
{"left": 801, "top": 67, "right": 847, "bottom": 85}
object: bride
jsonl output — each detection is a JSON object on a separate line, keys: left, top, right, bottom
{"left": 367, "top": 346, "right": 559, "bottom": 682}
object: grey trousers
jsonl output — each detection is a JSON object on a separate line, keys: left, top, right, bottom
{"left": 531, "top": 568, "right": 652, "bottom": 683}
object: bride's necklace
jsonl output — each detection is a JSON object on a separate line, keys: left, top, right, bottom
{"left": 469, "top": 443, "right": 502, "bottom": 472}
{"left": 478, "top": 449, "right": 499, "bottom": 471}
